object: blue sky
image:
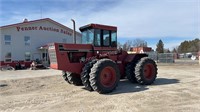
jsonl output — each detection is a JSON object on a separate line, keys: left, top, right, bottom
{"left": 0, "top": 0, "right": 199, "bottom": 50}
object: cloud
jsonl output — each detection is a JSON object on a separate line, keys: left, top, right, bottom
{"left": 85, "top": 0, "right": 199, "bottom": 38}
{"left": 47, "top": 0, "right": 199, "bottom": 38}
{"left": 1, "top": 0, "right": 199, "bottom": 39}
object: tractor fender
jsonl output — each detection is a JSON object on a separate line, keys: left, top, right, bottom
{"left": 125, "top": 53, "right": 148, "bottom": 63}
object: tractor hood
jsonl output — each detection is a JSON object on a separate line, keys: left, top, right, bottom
{"left": 55, "top": 43, "right": 93, "bottom": 52}
{"left": 48, "top": 43, "right": 94, "bottom": 74}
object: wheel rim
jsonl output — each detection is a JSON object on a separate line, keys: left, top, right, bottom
{"left": 143, "top": 63, "right": 155, "bottom": 80}
{"left": 100, "top": 66, "right": 116, "bottom": 87}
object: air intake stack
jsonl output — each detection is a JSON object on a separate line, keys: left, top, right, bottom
{"left": 71, "top": 19, "right": 76, "bottom": 44}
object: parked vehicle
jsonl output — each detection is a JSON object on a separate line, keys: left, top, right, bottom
{"left": 48, "top": 22, "right": 158, "bottom": 94}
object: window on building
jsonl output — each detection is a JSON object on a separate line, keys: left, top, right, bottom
{"left": 4, "top": 35, "right": 11, "bottom": 45}
{"left": 103, "top": 30, "right": 110, "bottom": 46}
{"left": 42, "top": 53, "right": 48, "bottom": 61}
{"left": 25, "top": 52, "right": 31, "bottom": 61}
{"left": 5, "top": 52, "right": 12, "bottom": 62}
{"left": 24, "top": 36, "right": 30, "bottom": 46}
{"left": 111, "top": 31, "right": 117, "bottom": 47}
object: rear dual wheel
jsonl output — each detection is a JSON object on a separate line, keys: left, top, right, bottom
{"left": 126, "top": 61, "right": 137, "bottom": 83}
{"left": 126, "top": 57, "right": 157, "bottom": 85}
{"left": 135, "top": 57, "right": 157, "bottom": 85}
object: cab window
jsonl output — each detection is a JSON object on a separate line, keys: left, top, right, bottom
{"left": 103, "top": 30, "right": 110, "bottom": 46}
{"left": 82, "top": 29, "right": 94, "bottom": 44}
{"left": 94, "top": 29, "right": 101, "bottom": 46}
{"left": 111, "top": 31, "right": 117, "bottom": 47}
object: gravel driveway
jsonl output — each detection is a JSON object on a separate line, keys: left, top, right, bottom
{"left": 0, "top": 63, "right": 200, "bottom": 112}
{"left": 0, "top": 69, "right": 61, "bottom": 80}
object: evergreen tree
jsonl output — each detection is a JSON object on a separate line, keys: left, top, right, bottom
{"left": 178, "top": 38, "right": 200, "bottom": 53}
{"left": 172, "top": 48, "right": 177, "bottom": 53}
{"left": 156, "top": 39, "right": 164, "bottom": 53}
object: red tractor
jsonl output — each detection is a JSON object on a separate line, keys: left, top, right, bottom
{"left": 48, "top": 23, "right": 157, "bottom": 94}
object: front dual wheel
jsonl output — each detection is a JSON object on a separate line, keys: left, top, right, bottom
{"left": 62, "top": 71, "right": 82, "bottom": 86}
{"left": 89, "top": 59, "right": 120, "bottom": 94}
{"left": 62, "top": 59, "right": 120, "bottom": 94}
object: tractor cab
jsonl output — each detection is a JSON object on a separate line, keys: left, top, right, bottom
{"left": 79, "top": 24, "right": 117, "bottom": 48}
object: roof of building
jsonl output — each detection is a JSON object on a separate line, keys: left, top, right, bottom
{"left": 0, "top": 18, "right": 81, "bottom": 35}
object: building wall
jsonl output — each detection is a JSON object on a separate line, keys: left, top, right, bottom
{"left": 0, "top": 20, "right": 81, "bottom": 67}
{"left": 131, "top": 47, "right": 152, "bottom": 53}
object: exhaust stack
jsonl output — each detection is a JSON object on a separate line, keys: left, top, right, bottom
{"left": 71, "top": 19, "right": 76, "bottom": 44}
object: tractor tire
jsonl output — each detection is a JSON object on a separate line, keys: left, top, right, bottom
{"left": 89, "top": 59, "right": 120, "bottom": 94}
{"left": 81, "top": 59, "right": 98, "bottom": 91}
{"left": 126, "top": 62, "right": 137, "bottom": 83}
{"left": 67, "top": 72, "right": 83, "bottom": 86}
{"left": 62, "top": 71, "right": 71, "bottom": 84}
{"left": 135, "top": 57, "right": 157, "bottom": 85}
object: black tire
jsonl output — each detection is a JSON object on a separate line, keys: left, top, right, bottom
{"left": 126, "top": 62, "right": 137, "bottom": 83}
{"left": 135, "top": 57, "right": 158, "bottom": 85}
{"left": 81, "top": 59, "right": 98, "bottom": 91}
{"left": 89, "top": 59, "right": 120, "bottom": 94}
{"left": 62, "top": 71, "right": 71, "bottom": 84}
{"left": 67, "top": 72, "right": 83, "bottom": 86}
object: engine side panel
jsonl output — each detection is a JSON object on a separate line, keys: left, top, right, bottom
{"left": 49, "top": 43, "right": 94, "bottom": 74}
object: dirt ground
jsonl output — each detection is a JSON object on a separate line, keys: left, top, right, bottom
{"left": 0, "top": 63, "right": 200, "bottom": 112}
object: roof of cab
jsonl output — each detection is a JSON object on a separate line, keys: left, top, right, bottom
{"left": 79, "top": 23, "right": 117, "bottom": 31}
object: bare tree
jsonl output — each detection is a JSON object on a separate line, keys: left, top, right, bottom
{"left": 132, "top": 38, "right": 148, "bottom": 47}
{"left": 122, "top": 40, "right": 132, "bottom": 51}
{"left": 121, "top": 39, "right": 148, "bottom": 51}
{"left": 117, "top": 42, "right": 122, "bottom": 49}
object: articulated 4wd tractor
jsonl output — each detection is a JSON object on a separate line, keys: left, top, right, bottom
{"left": 48, "top": 23, "right": 157, "bottom": 94}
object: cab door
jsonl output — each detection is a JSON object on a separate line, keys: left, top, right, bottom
{"left": 93, "top": 29, "right": 117, "bottom": 60}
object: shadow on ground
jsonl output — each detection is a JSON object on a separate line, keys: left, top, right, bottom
{"left": 108, "top": 77, "right": 179, "bottom": 95}
{"left": 154, "top": 78, "right": 179, "bottom": 85}
{"left": 0, "top": 83, "right": 8, "bottom": 87}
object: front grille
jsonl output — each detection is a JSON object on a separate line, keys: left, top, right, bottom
{"left": 49, "top": 51, "right": 57, "bottom": 64}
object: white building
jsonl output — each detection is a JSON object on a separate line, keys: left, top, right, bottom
{"left": 0, "top": 18, "right": 81, "bottom": 68}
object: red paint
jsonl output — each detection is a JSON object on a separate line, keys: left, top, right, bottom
{"left": 117, "top": 51, "right": 128, "bottom": 78}
{"left": 49, "top": 43, "right": 92, "bottom": 74}
{"left": 16, "top": 26, "right": 72, "bottom": 36}
{"left": 49, "top": 42, "right": 149, "bottom": 77}
{"left": 50, "top": 63, "right": 58, "bottom": 69}
{"left": 130, "top": 47, "right": 152, "bottom": 53}
{"left": 48, "top": 24, "right": 150, "bottom": 80}
{"left": 0, "top": 18, "right": 81, "bottom": 37}
{"left": 0, "top": 61, "right": 32, "bottom": 68}
{"left": 79, "top": 24, "right": 117, "bottom": 31}
{"left": 144, "top": 63, "right": 155, "bottom": 80}
{"left": 100, "top": 66, "right": 116, "bottom": 87}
